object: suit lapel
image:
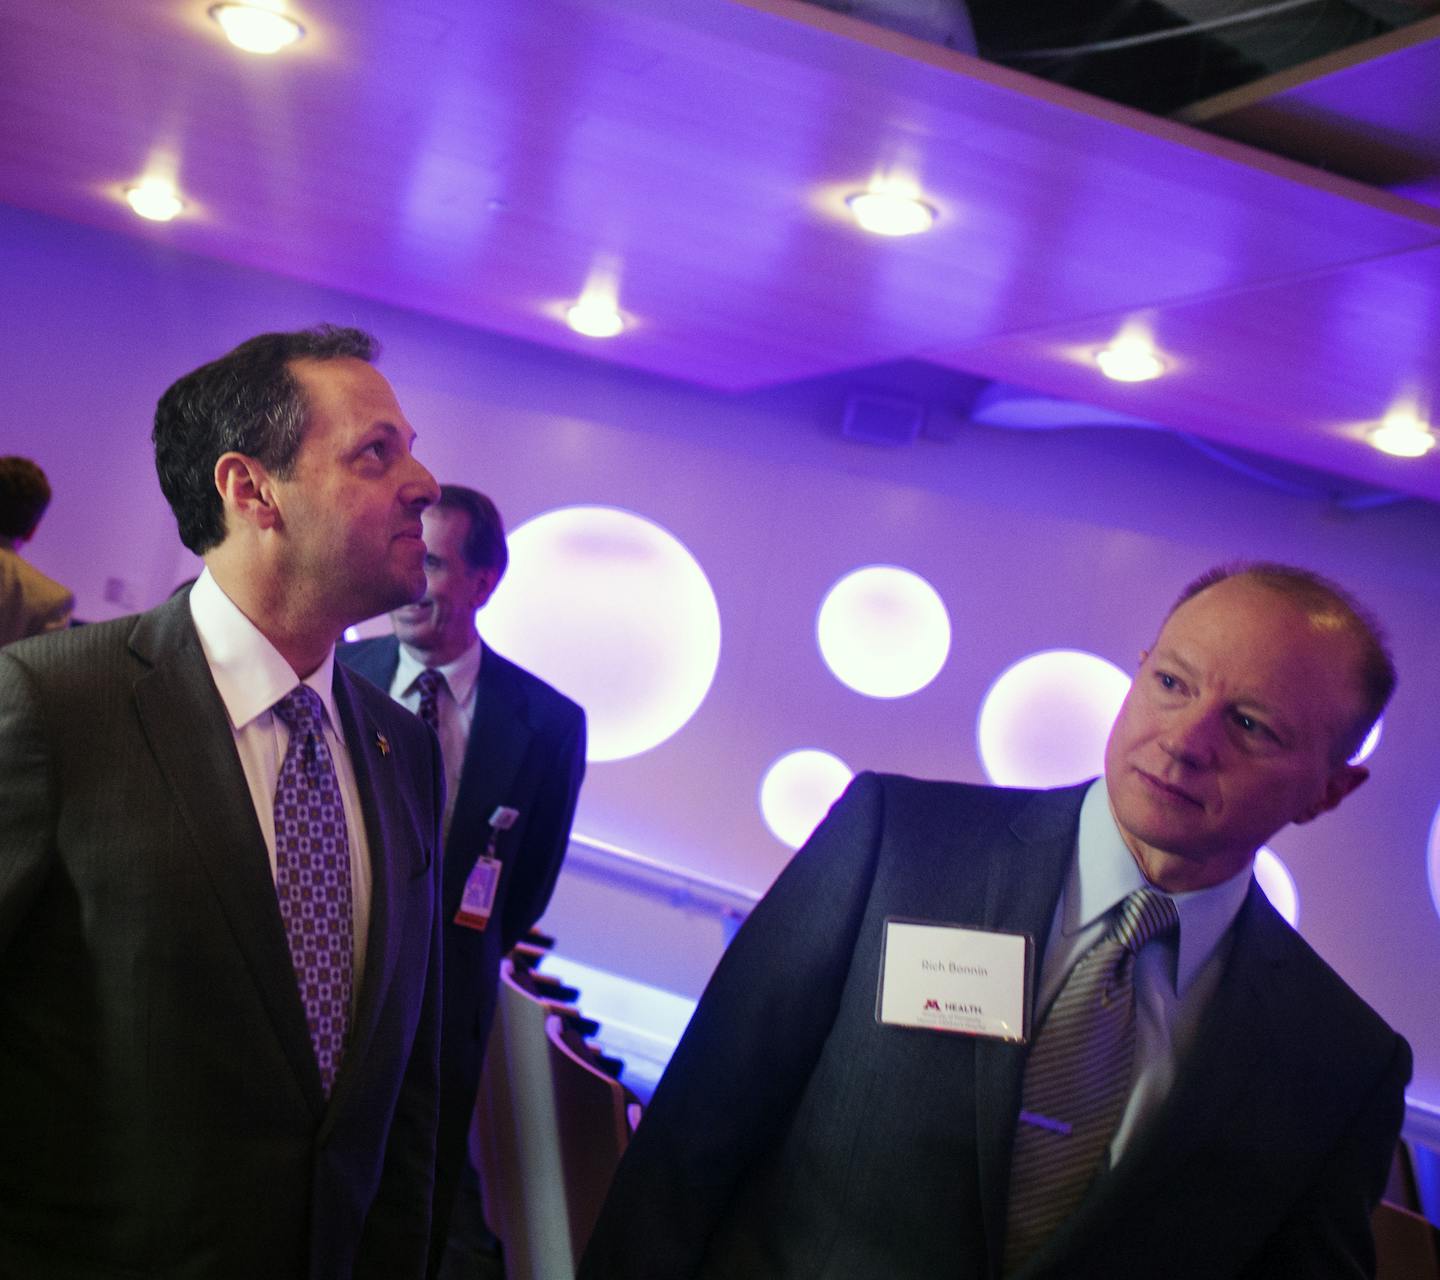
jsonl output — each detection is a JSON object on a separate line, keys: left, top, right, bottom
{"left": 130, "top": 597, "right": 326, "bottom": 1113}
{"left": 973, "top": 786, "right": 1087, "bottom": 1279}
{"left": 324, "top": 666, "right": 424, "bottom": 1125}
{"left": 454, "top": 650, "right": 531, "bottom": 830}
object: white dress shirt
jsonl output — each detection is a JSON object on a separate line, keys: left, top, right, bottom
{"left": 390, "top": 637, "right": 481, "bottom": 838}
{"left": 1036, "top": 778, "right": 1253, "bottom": 1164}
{"left": 189, "top": 569, "right": 373, "bottom": 994}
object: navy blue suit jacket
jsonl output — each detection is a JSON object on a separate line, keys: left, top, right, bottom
{"left": 339, "top": 635, "right": 585, "bottom": 1255}
{"left": 581, "top": 773, "right": 1410, "bottom": 1279}
{"left": 0, "top": 592, "right": 445, "bottom": 1280}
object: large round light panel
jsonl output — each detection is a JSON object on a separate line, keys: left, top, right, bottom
{"left": 817, "top": 565, "right": 951, "bottom": 698}
{"left": 481, "top": 506, "right": 721, "bottom": 762}
{"left": 977, "top": 649, "right": 1131, "bottom": 788}
{"left": 1254, "top": 847, "right": 1299, "bottom": 928}
{"left": 760, "top": 749, "right": 854, "bottom": 849}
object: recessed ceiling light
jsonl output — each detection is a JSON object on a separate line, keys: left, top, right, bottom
{"left": 845, "top": 190, "right": 935, "bottom": 237}
{"left": 566, "top": 299, "right": 624, "bottom": 339}
{"left": 1368, "top": 410, "right": 1435, "bottom": 458}
{"left": 1095, "top": 337, "right": 1165, "bottom": 383}
{"left": 124, "top": 179, "right": 184, "bottom": 222}
{"left": 209, "top": 4, "right": 305, "bottom": 55}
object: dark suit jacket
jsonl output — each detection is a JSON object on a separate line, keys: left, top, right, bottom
{"left": 338, "top": 636, "right": 585, "bottom": 1248}
{"left": 0, "top": 592, "right": 445, "bottom": 1280}
{"left": 580, "top": 773, "right": 1411, "bottom": 1280}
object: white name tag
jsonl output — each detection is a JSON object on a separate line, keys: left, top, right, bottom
{"left": 877, "top": 918, "right": 1032, "bottom": 1042}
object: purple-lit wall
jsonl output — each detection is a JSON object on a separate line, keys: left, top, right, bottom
{"left": 4, "top": 202, "right": 1439, "bottom": 1112}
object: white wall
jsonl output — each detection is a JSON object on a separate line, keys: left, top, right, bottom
{"left": 4, "top": 202, "right": 1438, "bottom": 1105}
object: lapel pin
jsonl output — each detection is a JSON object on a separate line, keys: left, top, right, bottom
{"left": 375, "top": 732, "right": 391, "bottom": 756}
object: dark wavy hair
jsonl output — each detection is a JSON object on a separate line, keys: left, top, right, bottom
{"left": 436, "top": 484, "right": 508, "bottom": 579}
{"left": 0, "top": 456, "right": 52, "bottom": 540}
{"left": 152, "top": 325, "right": 379, "bottom": 554}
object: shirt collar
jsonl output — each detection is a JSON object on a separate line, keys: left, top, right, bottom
{"left": 189, "top": 568, "right": 340, "bottom": 733}
{"left": 395, "top": 633, "right": 482, "bottom": 705}
{"left": 1069, "top": 777, "right": 1252, "bottom": 997}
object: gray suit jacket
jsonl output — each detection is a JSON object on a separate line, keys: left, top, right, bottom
{"left": 0, "top": 543, "right": 73, "bottom": 647}
{"left": 581, "top": 773, "right": 1411, "bottom": 1279}
{"left": 0, "top": 591, "right": 445, "bottom": 1280}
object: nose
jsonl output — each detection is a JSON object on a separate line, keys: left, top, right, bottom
{"left": 406, "top": 455, "right": 441, "bottom": 510}
{"left": 1159, "top": 702, "right": 1223, "bottom": 769}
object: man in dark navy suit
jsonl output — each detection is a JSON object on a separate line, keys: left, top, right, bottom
{"left": 582, "top": 562, "right": 1411, "bottom": 1279}
{"left": 340, "top": 483, "right": 586, "bottom": 1277}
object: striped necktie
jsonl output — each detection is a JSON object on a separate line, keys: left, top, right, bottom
{"left": 1003, "top": 887, "right": 1179, "bottom": 1273}
{"left": 415, "top": 667, "right": 446, "bottom": 735}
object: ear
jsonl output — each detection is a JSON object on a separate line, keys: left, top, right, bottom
{"left": 214, "top": 452, "right": 280, "bottom": 533}
{"left": 1294, "top": 763, "right": 1368, "bottom": 824}
{"left": 470, "top": 566, "right": 501, "bottom": 611}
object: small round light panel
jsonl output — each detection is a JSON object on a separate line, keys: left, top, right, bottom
{"left": 1254, "top": 847, "right": 1299, "bottom": 927}
{"left": 976, "top": 649, "right": 1131, "bottom": 788}
{"left": 1429, "top": 801, "right": 1440, "bottom": 926}
{"left": 817, "top": 565, "right": 951, "bottom": 699}
{"left": 480, "top": 506, "right": 721, "bottom": 762}
{"left": 760, "top": 749, "right": 854, "bottom": 849}
{"left": 1350, "top": 717, "right": 1382, "bottom": 766}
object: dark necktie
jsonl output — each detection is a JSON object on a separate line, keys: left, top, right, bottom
{"left": 415, "top": 667, "right": 446, "bottom": 736}
{"left": 272, "top": 685, "right": 353, "bottom": 1098}
{"left": 1004, "top": 887, "right": 1180, "bottom": 1273}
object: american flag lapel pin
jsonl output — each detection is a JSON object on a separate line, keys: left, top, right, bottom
{"left": 375, "top": 732, "right": 391, "bottom": 757}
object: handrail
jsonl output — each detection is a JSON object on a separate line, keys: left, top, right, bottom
{"left": 566, "top": 831, "right": 759, "bottom": 922}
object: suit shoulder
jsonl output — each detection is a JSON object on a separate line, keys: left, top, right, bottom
{"left": 1, "top": 609, "right": 138, "bottom": 679}
{"left": 336, "top": 635, "right": 397, "bottom": 680}
{"left": 486, "top": 646, "right": 583, "bottom": 722}
{"left": 1260, "top": 902, "right": 1404, "bottom": 1053}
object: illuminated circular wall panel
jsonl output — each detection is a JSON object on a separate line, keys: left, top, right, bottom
{"left": 760, "top": 749, "right": 854, "bottom": 849}
{"left": 816, "top": 565, "right": 951, "bottom": 698}
{"left": 1254, "top": 847, "right": 1299, "bottom": 928}
{"left": 1429, "top": 802, "right": 1440, "bottom": 925}
{"left": 480, "top": 505, "right": 721, "bottom": 762}
{"left": 976, "top": 649, "right": 1131, "bottom": 788}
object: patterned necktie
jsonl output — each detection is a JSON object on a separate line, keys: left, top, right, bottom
{"left": 1004, "top": 887, "right": 1180, "bottom": 1273}
{"left": 414, "top": 667, "right": 446, "bottom": 735}
{"left": 272, "top": 685, "right": 353, "bottom": 1098}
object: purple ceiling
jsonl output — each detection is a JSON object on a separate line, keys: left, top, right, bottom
{"left": 1, "top": 0, "right": 1437, "bottom": 499}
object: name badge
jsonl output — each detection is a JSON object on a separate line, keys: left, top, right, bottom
{"left": 877, "top": 918, "right": 1031, "bottom": 1042}
{"left": 454, "top": 856, "right": 502, "bottom": 932}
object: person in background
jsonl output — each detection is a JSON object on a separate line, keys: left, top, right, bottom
{"left": 582, "top": 561, "right": 1410, "bottom": 1280}
{"left": 341, "top": 483, "right": 586, "bottom": 1279}
{"left": 0, "top": 455, "right": 74, "bottom": 646}
{"left": 0, "top": 325, "right": 447, "bottom": 1279}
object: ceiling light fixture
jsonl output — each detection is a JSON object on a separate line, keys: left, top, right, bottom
{"left": 209, "top": 4, "right": 305, "bottom": 55}
{"left": 124, "top": 178, "right": 184, "bottom": 222}
{"left": 1368, "top": 409, "right": 1436, "bottom": 459}
{"left": 845, "top": 189, "right": 935, "bottom": 237}
{"left": 565, "top": 299, "right": 625, "bottom": 339}
{"left": 1095, "top": 336, "right": 1165, "bottom": 382}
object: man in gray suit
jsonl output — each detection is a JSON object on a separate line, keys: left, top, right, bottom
{"left": 340, "top": 483, "right": 586, "bottom": 1277}
{"left": 0, "top": 455, "right": 74, "bottom": 646}
{"left": 582, "top": 562, "right": 1411, "bottom": 1279}
{"left": 0, "top": 326, "right": 447, "bottom": 1279}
